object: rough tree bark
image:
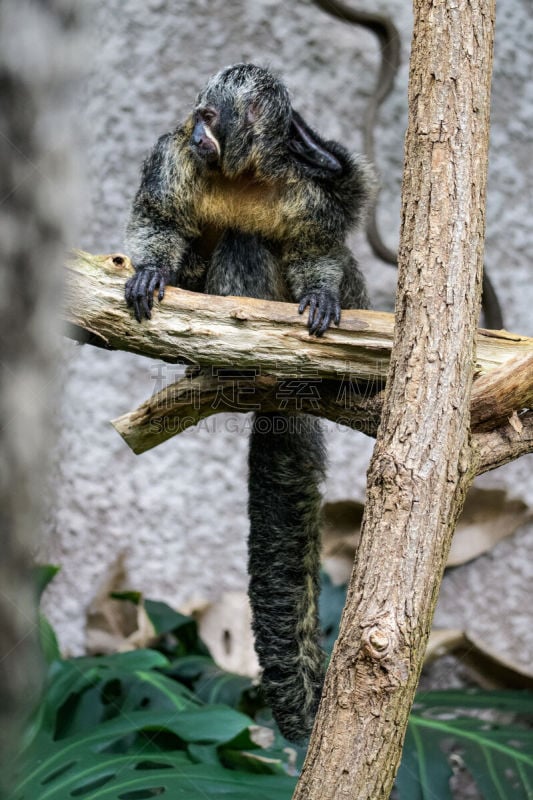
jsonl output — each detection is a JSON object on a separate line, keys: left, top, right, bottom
{"left": 66, "top": 253, "right": 531, "bottom": 382}
{"left": 109, "top": 355, "right": 533, "bottom": 456}
{"left": 292, "top": 1, "right": 496, "bottom": 798}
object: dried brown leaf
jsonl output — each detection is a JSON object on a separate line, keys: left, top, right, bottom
{"left": 425, "top": 628, "right": 533, "bottom": 688}
{"left": 425, "top": 629, "right": 466, "bottom": 664}
{"left": 321, "top": 500, "right": 364, "bottom": 584}
{"left": 195, "top": 591, "right": 260, "bottom": 678}
{"left": 85, "top": 553, "right": 156, "bottom": 654}
{"left": 447, "top": 486, "right": 531, "bottom": 567}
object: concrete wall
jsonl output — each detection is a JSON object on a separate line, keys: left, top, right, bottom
{"left": 41, "top": 0, "right": 533, "bottom": 667}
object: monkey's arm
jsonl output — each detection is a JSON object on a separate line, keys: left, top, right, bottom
{"left": 285, "top": 245, "right": 346, "bottom": 336}
{"left": 125, "top": 132, "right": 196, "bottom": 321}
{"left": 125, "top": 208, "right": 179, "bottom": 321}
{"left": 284, "top": 120, "right": 374, "bottom": 334}
{"left": 282, "top": 183, "right": 368, "bottom": 335}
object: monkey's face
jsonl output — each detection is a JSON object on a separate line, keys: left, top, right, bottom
{"left": 190, "top": 106, "right": 221, "bottom": 166}
{"left": 189, "top": 64, "right": 292, "bottom": 178}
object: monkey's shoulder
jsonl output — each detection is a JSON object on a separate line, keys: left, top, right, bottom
{"left": 138, "top": 127, "right": 196, "bottom": 199}
{"left": 292, "top": 152, "right": 376, "bottom": 234}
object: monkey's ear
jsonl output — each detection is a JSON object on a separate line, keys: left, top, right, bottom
{"left": 288, "top": 110, "right": 343, "bottom": 174}
{"left": 247, "top": 102, "right": 260, "bottom": 124}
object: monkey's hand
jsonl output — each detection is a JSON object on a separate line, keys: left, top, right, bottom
{"left": 298, "top": 289, "right": 341, "bottom": 337}
{"left": 125, "top": 267, "right": 167, "bottom": 322}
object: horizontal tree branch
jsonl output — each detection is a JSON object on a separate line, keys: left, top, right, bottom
{"left": 65, "top": 252, "right": 533, "bottom": 470}
{"left": 473, "top": 410, "right": 533, "bottom": 474}
{"left": 470, "top": 352, "right": 533, "bottom": 430}
{"left": 65, "top": 252, "right": 533, "bottom": 381}
{"left": 111, "top": 368, "right": 533, "bottom": 475}
{"left": 111, "top": 352, "right": 533, "bottom": 455}
{"left": 111, "top": 370, "right": 384, "bottom": 453}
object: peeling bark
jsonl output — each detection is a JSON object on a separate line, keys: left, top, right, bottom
{"left": 65, "top": 252, "right": 532, "bottom": 382}
{"left": 111, "top": 355, "right": 533, "bottom": 461}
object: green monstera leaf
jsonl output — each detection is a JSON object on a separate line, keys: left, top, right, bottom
{"left": 14, "top": 645, "right": 296, "bottom": 800}
{"left": 397, "top": 690, "right": 533, "bottom": 800}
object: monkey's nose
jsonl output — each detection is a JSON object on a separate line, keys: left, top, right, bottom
{"left": 192, "top": 131, "right": 212, "bottom": 149}
{"left": 191, "top": 122, "right": 220, "bottom": 162}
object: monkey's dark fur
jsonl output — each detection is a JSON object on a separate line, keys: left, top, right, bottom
{"left": 125, "top": 64, "right": 372, "bottom": 742}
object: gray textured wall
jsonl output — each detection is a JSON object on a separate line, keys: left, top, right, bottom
{"left": 41, "top": 0, "right": 533, "bottom": 668}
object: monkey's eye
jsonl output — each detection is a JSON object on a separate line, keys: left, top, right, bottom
{"left": 198, "top": 108, "right": 217, "bottom": 124}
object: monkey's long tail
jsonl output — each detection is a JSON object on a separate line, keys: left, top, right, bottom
{"left": 248, "top": 412, "right": 326, "bottom": 743}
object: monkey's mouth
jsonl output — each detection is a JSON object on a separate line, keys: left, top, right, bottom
{"left": 190, "top": 123, "right": 221, "bottom": 166}
{"left": 191, "top": 140, "right": 220, "bottom": 165}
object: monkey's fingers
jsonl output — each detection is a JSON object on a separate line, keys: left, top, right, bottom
{"left": 299, "top": 291, "right": 341, "bottom": 337}
{"left": 147, "top": 272, "right": 167, "bottom": 309}
{"left": 138, "top": 271, "right": 153, "bottom": 321}
{"left": 157, "top": 275, "right": 167, "bottom": 303}
{"left": 125, "top": 269, "right": 155, "bottom": 322}
{"left": 124, "top": 274, "right": 136, "bottom": 306}
{"left": 125, "top": 277, "right": 148, "bottom": 322}
{"left": 299, "top": 293, "right": 317, "bottom": 324}
{"left": 299, "top": 292, "right": 324, "bottom": 334}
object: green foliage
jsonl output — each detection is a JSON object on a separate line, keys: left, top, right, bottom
{"left": 35, "top": 564, "right": 61, "bottom": 599}
{"left": 36, "top": 565, "right": 62, "bottom": 665}
{"left": 38, "top": 613, "right": 62, "bottom": 665}
{"left": 397, "top": 690, "right": 533, "bottom": 800}
{"left": 24, "top": 571, "right": 533, "bottom": 799}
{"left": 14, "top": 597, "right": 297, "bottom": 800}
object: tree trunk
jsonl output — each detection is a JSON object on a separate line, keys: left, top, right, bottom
{"left": 293, "top": 1, "right": 496, "bottom": 798}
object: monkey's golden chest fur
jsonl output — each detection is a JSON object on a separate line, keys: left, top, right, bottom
{"left": 195, "top": 174, "right": 287, "bottom": 240}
